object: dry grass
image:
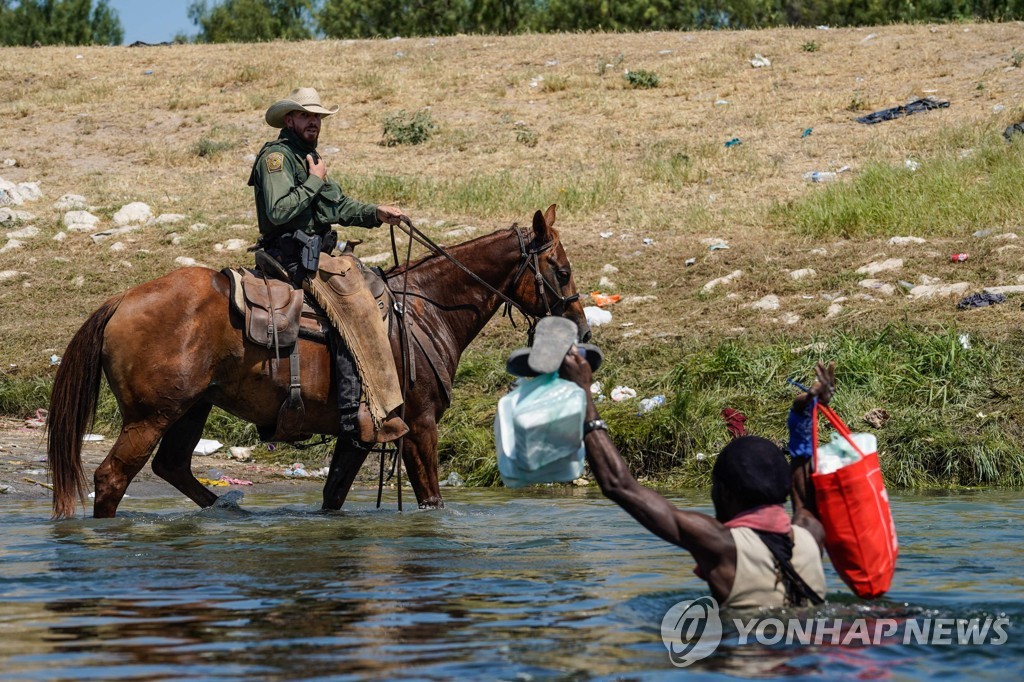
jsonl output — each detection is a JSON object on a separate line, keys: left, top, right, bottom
{"left": 1, "top": 25, "right": 1023, "bottom": 434}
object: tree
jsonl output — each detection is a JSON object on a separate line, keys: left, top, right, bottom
{"left": 188, "top": 0, "right": 314, "bottom": 43}
{"left": 0, "top": 0, "right": 123, "bottom": 46}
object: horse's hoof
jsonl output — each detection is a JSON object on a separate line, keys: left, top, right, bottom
{"left": 418, "top": 497, "right": 444, "bottom": 510}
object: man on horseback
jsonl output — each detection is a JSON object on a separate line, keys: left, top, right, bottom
{"left": 248, "top": 87, "right": 409, "bottom": 443}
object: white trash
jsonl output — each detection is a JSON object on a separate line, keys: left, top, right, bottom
{"left": 193, "top": 439, "right": 223, "bottom": 455}
{"left": 584, "top": 306, "right": 612, "bottom": 326}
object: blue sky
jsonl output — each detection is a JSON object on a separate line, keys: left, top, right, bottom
{"left": 108, "top": 0, "right": 193, "bottom": 44}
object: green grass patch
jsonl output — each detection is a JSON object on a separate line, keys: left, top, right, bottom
{"left": 624, "top": 69, "right": 659, "bottom": 89}
{"left": 775, "top": 132, "right": 1024, "bottom": 238}
{"left": 381, "top": 109, "right": 437, "bottom": 147}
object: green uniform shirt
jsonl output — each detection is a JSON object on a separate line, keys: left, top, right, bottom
{"left": 248, "top": 128, "right": 380, "bottom": 238}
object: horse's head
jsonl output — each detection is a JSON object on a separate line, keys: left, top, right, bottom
{"left": 509, "top": 205, "right": 591, "bottom": 342}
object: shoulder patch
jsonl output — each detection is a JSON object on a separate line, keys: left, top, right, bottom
{"left": 265, "top": 152, "right": 284, "bottom": 173}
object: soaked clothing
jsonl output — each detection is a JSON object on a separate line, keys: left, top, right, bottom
{"left": 724, "top": 526, "right": 826, "bottom": 609}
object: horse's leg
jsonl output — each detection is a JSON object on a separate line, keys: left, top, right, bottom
{"left": 93, "top": 419, "right": 166, "bottom": 518}
{"left": 322, "top": 438, "right": 372, "bottom": 510}
{"left": 401, "top": 424, "right": 444, "bottom": 509}
{"left": 151, "top": 401, "right": 219, "bottom": 509}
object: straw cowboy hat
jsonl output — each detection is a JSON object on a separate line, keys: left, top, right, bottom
{"left": 265, "top": 87, "right": 340, "bottom": 128}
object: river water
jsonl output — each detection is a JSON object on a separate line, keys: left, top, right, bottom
{"left": 1, "top": 487, "right": 1021, "bottom": 680}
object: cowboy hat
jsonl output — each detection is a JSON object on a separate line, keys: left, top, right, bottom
{"left": 265, "top": 87, "right": 340, "bottom": 128}
{"left": 505, "top": 316, "right": 603, "bottom": 377}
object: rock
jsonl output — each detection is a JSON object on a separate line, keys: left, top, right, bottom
{"left": 699, "top": 236, "right": 727, "bottom": 246}
{"left": 602, "top": 263, "right": 619, "bottom": 274}
{"left": 620, "top": 294, "right": 658, "bottom": 306}
{"left": 918, "top": 274, "right": 942, "bottom": 286}
{"left": 598, "top": 276, "right": 615, "bottom": 288}
{"left": 90, "top": 225, "right": 138, "bottom": 243}
{"left": 863, "top": 408, "right": 890, "bottom": 428}
{"left": 702, "top": 269, "right": 743, "bottom": 292}
{"left": 780, "top": 312, "right": 801, "bottom": 325}
{"left": 174, "top": 256, "right": 198, "bottom": 267}
{"left": 0, "top": 208, "right": 25, "bottom": 226}
{"left": 858, "top": 279, "right": 896, "bottom": 296}
{"left": 6, "top": 225, "right": 39, "bottom": 239}
{"left": 74, "top": 274, "right": 85, "bottom": 287}
{"left": 888, "top": 236, "right": 926, "bottom": 246}
{"left": 63, "top": 210, "right": 100, "bottom": 230}
{"left": 789, "top": 268, "right": 817, "bottom": 280}
{"left": 362, "top": 252, "right": 391, "bottom": 265}
{"left": 751, "top": 294, "right": 781, "bottom": 311}
{"left": 825, "top": 302, "right": 843, "bottom": 318}
{"left": 443, "top": 226, "right": 477, "bottom": 239}
{"left": 54, "top": 194, "right": 87, "bottom": 211}
{"left": 113, "top": 202, "right": 152, "bottom": 226}
{"left": 154, "top": 213, "right": 186, "bottom": 225}
{"left": 996, "top": 244, "right": 1021, "bottom": 254}
{"left": 993, "top": 232, "right": 1019, "bottom": 241}
{"left": 909, "top": 282, "right": 970, "bottom": 299}
{"left": 221, "top": 238, "right": 247, "bottom": 251}
{"left": 52, "top": 231, "right": 66, "bottom": 242}
{"left": 856, "top": 258, "right": 903, "bottom": 275}
{"left": 109, "top": 241, "right": 126, "bottom": 252}
{"left": 0, "top": 239, "right": 23, "bottom": 254}
{"left": 188, "top": 223, "right": 208, "bottom": 232}
{"left": 16, "top": 182, "right": 42, "bottom": 202}
{"left": 983, "top": 284, "right": 1024, "bottom": 296}
{"left": 0, "top": 270, "right": 25, "bottom": 283}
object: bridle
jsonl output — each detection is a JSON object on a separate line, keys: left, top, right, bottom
{"left": 387, "top": 219, "right": 579, "bottom": 338}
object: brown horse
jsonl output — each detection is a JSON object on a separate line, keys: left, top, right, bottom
{"left": 47, "top": 205, "right": 589, "bottom": 519}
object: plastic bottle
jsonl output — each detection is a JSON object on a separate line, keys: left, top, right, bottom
{"left": 804, "top": 171, "right": 837, "bottom": 183}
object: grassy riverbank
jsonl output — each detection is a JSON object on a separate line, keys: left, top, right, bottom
{"left": 1, "top": 24, "right": 1022, "bottom": 486}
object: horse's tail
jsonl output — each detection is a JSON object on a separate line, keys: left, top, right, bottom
{"left": 47, "top": 293, "right": 124, "bottom": 519}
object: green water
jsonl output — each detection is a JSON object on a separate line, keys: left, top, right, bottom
{"left": 0, "top": 488, "right": 1021, "bottom": 680}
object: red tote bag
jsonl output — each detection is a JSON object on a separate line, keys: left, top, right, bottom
{"left": 812, "top": 404, "right": 898, "bottom": 599}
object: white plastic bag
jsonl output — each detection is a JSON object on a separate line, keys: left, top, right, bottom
{"left": 816, "top": 431, "right": 876, "bottom": 475}
{"left": 495, "top": 374, "right": 586, "bottom": 487}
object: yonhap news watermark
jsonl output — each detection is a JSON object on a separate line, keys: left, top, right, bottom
{"left": 661, "top": 597, "right": 1010, "bottom": 668}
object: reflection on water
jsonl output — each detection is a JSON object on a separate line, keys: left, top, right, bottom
{"left": 1, "top": 488, "right": 1021, "bottom": 680}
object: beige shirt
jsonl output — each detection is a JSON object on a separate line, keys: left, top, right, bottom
{"left": 724, "top": 526, "right": 826, "bottom": 609}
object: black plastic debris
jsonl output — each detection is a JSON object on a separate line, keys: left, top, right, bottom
{"left": 856, "top": 98, "right": 950, "bottom": 125}
{"left": 1004, "top": 122, "right": 1024, "bottom": 142}
{"left": 956, "top": 292, "right": 1007, "bottom": 310}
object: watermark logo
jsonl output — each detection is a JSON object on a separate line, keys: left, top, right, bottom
{"left": 661, "top": 597, "right": 1010, "bottom": 666}
{"left": 660, "top": 596, "right": 723, "bottom": 667}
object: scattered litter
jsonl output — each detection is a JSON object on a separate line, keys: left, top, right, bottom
{"left": 861, "top": 33, "right": 877, "bottom": 42}
{"left": 590, "top": 381, "right": 602, "bottom": 396}
{"left": 889, "top": 236, "right": 926, "bottom": 246}
{"left": 898, "top": 280, "right": 914, "bottom": 293}
{"left": 694, "top": 452, "right": 707, "bottom": 461}
{"left": 49, "top": 354, "right": 61, "bottom": 366}
{"left": 602, "top": 263, "right": 619, "bottom": 274}
{"left": 708, "top": 242, "right": 729, "bottom": 251}
{"left": 958, "top": 333, "right": 971, "bottom": 349}
{"left": 197, "top": 477, "right": 229, "bottom": 487}
{"left": 584, "top": 306, "right": 612, "bottom": 326}
{"left": 715, "top": 99, "right": 730, "bottom": 106}
{"left": 685, "top": 257, "right": 697, "bottom": 267}
{"left": 1004, "top": 121, "right": 1024, "bottom": 142}
{"left": 599, "top": 231, "right": 614, "bottom": 239}
{"left": 221, "top": 477, "right": 253, "bottom": 486}
{"left": 610, "top": 386, "right": 637, "bottom": 401}
{"left": 24, "top": 408, "right": 47, "bottom": 428}
{"left": 724, "top": 137, "right": 742, "bottom": 148}
{"left": 143, "top": 69, "right": 154, "bottom": 75}
{"left": 193, "top": 439, "right": 223, "bottom": 455}
{"left": 590, "top": 292, "right": 621, "bottom": 307}
{"left": 863, "top": 408, "right": 890, "bottom": 429}
{"left": 228, "top": 446, "right": 253, "bottom": 462}
{"left": 721, "top": 408, "right": 748, "bottom": 438}
{"left": 904, "top": 159, "right": 921, "bottom": 172}
{"left": 750, "top": 53, "right": 771, "bottom": 68}
{"left": 804, "top": 171, "right": 837, "bottom": 183}
{"left": 638, "top": 395, "right": 665, "bottom": 414}
{"left": 956, "top": 292, "right": 1006, "bottom": 310}
{"left": 790, "top": 341, "right": 828, "bottom": 354}
{"left": 642, "top": 237, "right": 655, "bottom": 246}
{"left": 283, "top": 462, "right": 310, "bottom": 477}
{"left": 443, "top": 471, "right": 465, "bottom": 487}
{"left": 993, "top": 104, "right": 1005, "bottom": 113}
{"left": 82, "top": 434, "right": 105, "bottom": 442}
{"left": 801, "top": 128, "right": 813, "bottom": 138}
{"left": 973, "top": 229, "right": 993, "bottom": 238}
{"left": 950, "top": 253, "right": 969, "bottom": 263}
{"left": 856, "top": 97, "right": 949, "bottom": 125}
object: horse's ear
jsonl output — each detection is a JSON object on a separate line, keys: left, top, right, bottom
{"left": 533, "top": 204, "right": 557, "bottom": 241}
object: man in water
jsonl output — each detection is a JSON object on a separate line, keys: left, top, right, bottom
{"left": 559, "top": 354, "right": 834, "bottom": 608}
